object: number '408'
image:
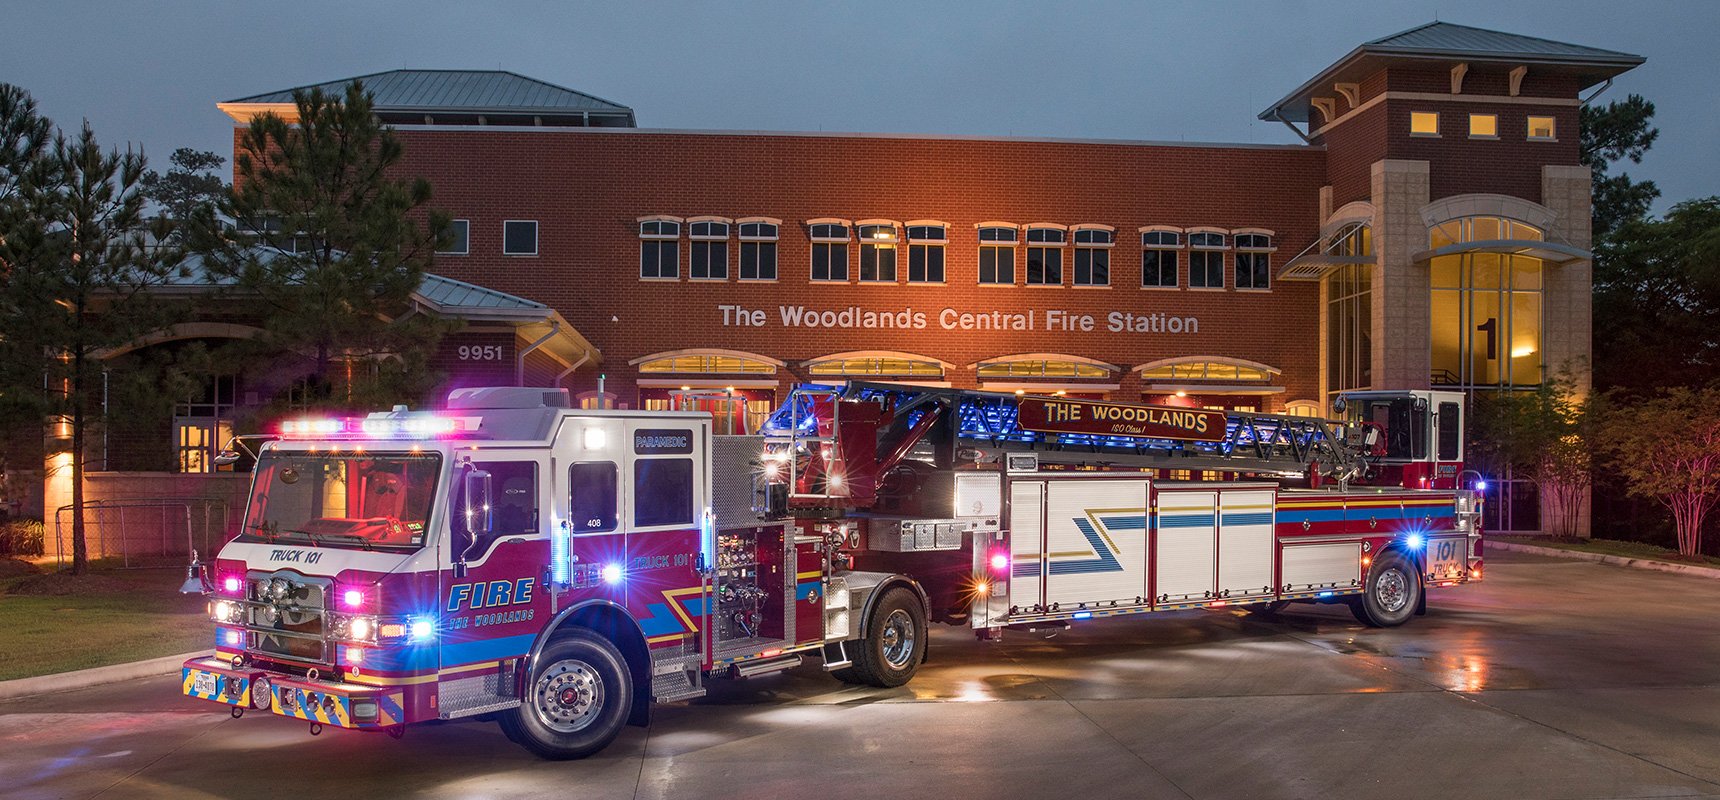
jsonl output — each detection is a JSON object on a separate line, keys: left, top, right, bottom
{"left": 458, "top": 345, "right": 504, "bottom": 361}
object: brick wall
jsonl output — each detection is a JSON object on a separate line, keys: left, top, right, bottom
{"left": 387, "top": 129, "right": 1330, "bottom": 408}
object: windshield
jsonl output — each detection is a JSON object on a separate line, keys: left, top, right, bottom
{"left": 1347, "top": 398, "right": 1427, "bottom": 461}
{"left": 239, "top": 451, "right": 442, "bottom": 550}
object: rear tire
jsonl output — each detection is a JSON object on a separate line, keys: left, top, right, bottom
{"left": 838, "top": 587, "right": 927, "bottom": 688}
{"left": 498, "top": 630, "right": 632, "bottom": 760}
{"left": 1351, "top": 550, "right": 1420, "bottom": 627}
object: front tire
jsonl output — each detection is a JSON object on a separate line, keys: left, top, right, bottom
{"left": 1351, "top": 550, "right": 1421, "bottom": 627}
{"left": 499, "top": 630, "right": 632, "bottom": 760}
{"left": 833, "top": 587, "right": 926, "bottom": 688}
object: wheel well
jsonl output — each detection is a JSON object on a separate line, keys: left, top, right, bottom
{"left": 861, "top": 577, "right": 930, "bottom": 629}
{"left": 552, "top": 603, "right": 652, "bottom": 727}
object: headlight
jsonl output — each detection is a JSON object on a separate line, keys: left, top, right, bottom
{"left": 209, "top": 599, "right": 242, "bottom": 624}
{"left": 335, "top": 614, "right": 378, "bottom": 643}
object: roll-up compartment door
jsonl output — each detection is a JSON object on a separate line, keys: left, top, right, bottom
{"left": 1155, "top": 490, "right": 1217, "bottom": 603}
{"left": 1042, "top": 478, "right": 1150, "bottom": 609}
{"left": 1007, "top": 480, "right": 1045, "bottom": 611}
{"left": 1281, "top": 542, "right": 1364, "bottom": 592}
{"left": 1217, "top": 490, "right": 1276, "bottom": 599}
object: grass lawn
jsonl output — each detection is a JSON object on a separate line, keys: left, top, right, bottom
{"left": 0, "top": 560, "right": 212, "bottom": 681}
{"left": 1492, "top": 535, "right": 1720, "bottom": 568}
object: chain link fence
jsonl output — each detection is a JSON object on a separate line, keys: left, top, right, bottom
{"left": 50, "top": 499, "right": 233, "bottom": 568}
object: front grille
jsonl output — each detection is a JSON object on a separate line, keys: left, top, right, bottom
{"left": 242, "top": 573, "right": 332, "bottom": 665}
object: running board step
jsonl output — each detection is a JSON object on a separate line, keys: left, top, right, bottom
{"left": 651, "top": 656, "right": 706, "bottom": 703}
{"left": 728, "top": 654, "right": 802, "bottom": 679}
{"left": 820, "top": 641, "right": 852, "bottom": 671}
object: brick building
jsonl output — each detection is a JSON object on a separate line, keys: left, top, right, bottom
{"left": 11, "top": 21, "right": 1644, "bottom": 540}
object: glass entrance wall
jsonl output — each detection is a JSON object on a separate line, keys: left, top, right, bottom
{"left": 1323, "top": 223, "right": 1372, "bottom": 410}
{"left": 1429, "top": 217, "right": 1545, "bottom": 388}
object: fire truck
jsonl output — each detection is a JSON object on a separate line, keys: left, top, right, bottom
{"left": 180, "top": 382, "right": 1482, "bottom": 759}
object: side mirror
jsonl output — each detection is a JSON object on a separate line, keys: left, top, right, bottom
{"left": 463, "top": 468, "right": 493, "bottom": 544}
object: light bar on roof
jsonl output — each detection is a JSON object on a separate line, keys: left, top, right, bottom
{"left": 279, "top": 415, "right": 466, "bottom": 439}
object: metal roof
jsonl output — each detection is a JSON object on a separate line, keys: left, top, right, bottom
{"left": 416, "top": 273, "right": 546, "bottom": 313}
{"left": 225, "top": 69, "right": 633, "bottom": 116}
{"left": 1363, "top": 21, "right": 1644, "bottom": 63}
{"left": 1260, "top": 22, "right": 1644, "bottom": 123}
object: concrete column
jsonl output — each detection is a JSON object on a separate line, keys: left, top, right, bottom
{"left": 1370, "top": 159, "right": 1432, "bottom": 391}
{"left": 1541, "top": 164, "right": 1594, "bottom": 393}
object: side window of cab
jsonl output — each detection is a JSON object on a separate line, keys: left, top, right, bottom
{"left": 452, "top": 460, "right": 538, "bottom": 558}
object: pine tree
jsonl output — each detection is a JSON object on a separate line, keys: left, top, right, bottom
{"left": 195, "top": 82, "right": 450, "bottom": 411}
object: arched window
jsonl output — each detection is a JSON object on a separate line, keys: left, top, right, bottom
{"left": 631, "top": 349, "right": 781, "bottom": 375}
{"left": 1072, "top": 224, "right": 1113, "bottom": 287}
{"left": 1284, "top": 400, "right": 1323, "bottom": 418}
{"left": 638, "top": 215, "right": 682, "bottom": 280}
{"left": 977, "top": 222, "right": 1018, "bottom": 285}
{"left": 1025, "top": 224, "right": 1067, "bottom": 286}
{"left": 804, "top": 351, "right": 946, "bottom": 378}
{"left": 1428, "top": 216, "right": 1545, "bottom": 387}
{"left": 976, "top": 354, "right": 1115, "bottom": 379}
{"left": 856, "top": 220, "right": 900, "bottom": 283}
{"left": 1135, "top": 357, "right": 1280, "bottom": 382}
{"left": 905, "top": 221, "right": 947, "bottom": 283}
{"left": 687, "top": 217, "right": 730, "bottom": 280}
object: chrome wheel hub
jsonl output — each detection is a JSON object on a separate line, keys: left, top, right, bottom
{"left": 533, "top": 658, "right": 604, "bottom": 733}
{"left": 1376, "top": 568, "right": 1410, "bottom": 613}
{"left": 880, "top": 609, "right": 916, "bottom": 670}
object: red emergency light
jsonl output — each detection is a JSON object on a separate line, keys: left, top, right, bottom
{"left": 279, "top": 415, "right": 469, "bottom": 439}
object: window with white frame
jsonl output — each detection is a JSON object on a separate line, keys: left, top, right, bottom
{"left": 1188, "top": 230, "right": 1225, "bottom": 288}
{"left": 1073, "top": 226, "right": 1112, "bottom": 286}
{"left": 639, "top": 218, "right": 680, "bottom": 279}
{"left": 1140, "top": 229, "right": 1179, "bottom": 288}
{"left": 858, "top": 223, "right": 899, "bottom": 282}
{"left": 738, "top": 220, "right": 779, "bottom": 281}
{"left": 810, "top": 221, "right": 850, "bottom": 282}
{"left": 1026, "top": 226, "right": 1065, "bottom": 285}
{"left": 503, "top": 220, "right": 538, "bottom": 256}
{"left": 688, "top": 219, "right": 730, "bottom": 280}
{"left": 906, "top": 224, "right": 946, "bottom": 283}
{"left": 438, "top": 219, "right": 470, "bottom": 255}
{"left": 978, "top": 225, "right": 1017, "bottom": 285}
{"left": 1234, "top": 231, "right": 1273, "bottom": 290}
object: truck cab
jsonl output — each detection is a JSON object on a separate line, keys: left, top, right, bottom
{"left": 1336, "top": 389, "right": 1469, "bottom": 490}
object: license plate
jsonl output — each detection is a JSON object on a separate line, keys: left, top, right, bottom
{"left": 193, "top": 671, "right": 215, "bottom": 696}
{"left": 1427, "top": 537, "right": 1467, "bottom": 580}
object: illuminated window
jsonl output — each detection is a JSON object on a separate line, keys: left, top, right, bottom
{"left": 1234, "top": 231, "right": 1273, "bottom": 290}
{"left": 639, "top": 218, "right": 679, "bottom": 279}
{"left": 1469, "top": 114, "right": 1498, "bottom": 138}
{"left": 806, "top": 352, "right": 944, "bottom": 377}
{"left": 1410, "top": 111, "right": 1439, "bottom": 136}
{"left": 857, "top": 223, "right": 899, "bottom": 282}
{"left": 1324, "top": 223, "right": 1373, "bottom": 405}
{"left": 810, "top": 221, "right": 850, "bottom": 282}
{"left": 1138, "top": 359, "right": 1276, "bottom": 381}
{"left": 977, "top": 356, "right": 1112, "bottom": 379}
{"left": 1527, "top": 116, "right": 1556, "bottom": 140}
{"left": 1429, "top": 217, "right": 1544, "bottom": 387}
{"left": 738, "top": 219, "right": 779, "bottom": 281}
{"left": 1284, "top": 400, "right": 1322, "bottom": 418}
{"left": 1141, "top": 229, "right": 1179, "bottom": 288}
{"left": 688, "top": 219, "right": 729, "bottom": 280}
{"left": 906, "top": 224, "right": 946, "bottom": 283}
{"left": 1073, "top": 226, "right": 1112, "bottom": 286}
{"left": 1026, "top": 226, "right": 1066, "bottom": 285}
{"left": 635, "top": 350, "right": 778, "bottom": 374}
{"left": 1189, "top": 230, "right": 1225, "bottom": 288}
{"left": 978, "top": 225, "right": 1017, "bottom": 285}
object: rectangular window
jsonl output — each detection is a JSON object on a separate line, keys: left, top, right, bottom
{"left": 1236, "top": 251, "right": 1270, "bottom": 289}
{"left": 1189, "top": 250, "right": 1223, "bottom": 288}
{"left": 1142, "top": 249, "right": 1177, "bottom": 288}
{"left": 640, "top": 240, "right": 678, "bottom": 279}
{"left": 569, "top": 462, "right": 617, "bottom": 533}
{"left": 860, "top": 243, "right": 897, "bottom": 282}
{"left": 979, "top": 246, "right": 1014, "bottom": 284}
{"left": 1410, "top": 111, "right": 1439, "bottom": 136}
{"left": 438, "top": 219, "right": 470, "bottom": 255}
{"left": 690, "top": 240, "right": 728, "bottom": 279}
{"left": 1027, "top": 247, "right": 1062, "bottom": 285}
{"left": 503, "top": 220, "right": 537, "bottom": 255}
{"left": 1469, "top": 114, "right": 1498, "bottom": 138}
{"left": 1073, "top": 247, "right": 1108, "bottom": 286}
{"left": 908, "top": 244, "right": 944, "bottom": 282}
{"left": 812, "top": 243, "right": 847, "bottom": 281}
{"left": 740, "top": 241, "right": 777, "bottom": 280}
{"left": 634, "top": 458, "right": 693, "bottom": 527}
{"left": 1527, "top": 116, "right": 1556, "bottom": 140}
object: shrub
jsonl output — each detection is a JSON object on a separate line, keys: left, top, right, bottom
{"left": 0, "top": 518, "right": 46, "bottom": 557}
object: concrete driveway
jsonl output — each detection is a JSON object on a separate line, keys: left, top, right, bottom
{"left": 4, "top": 549, "right": 1719, "bottom": 800}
